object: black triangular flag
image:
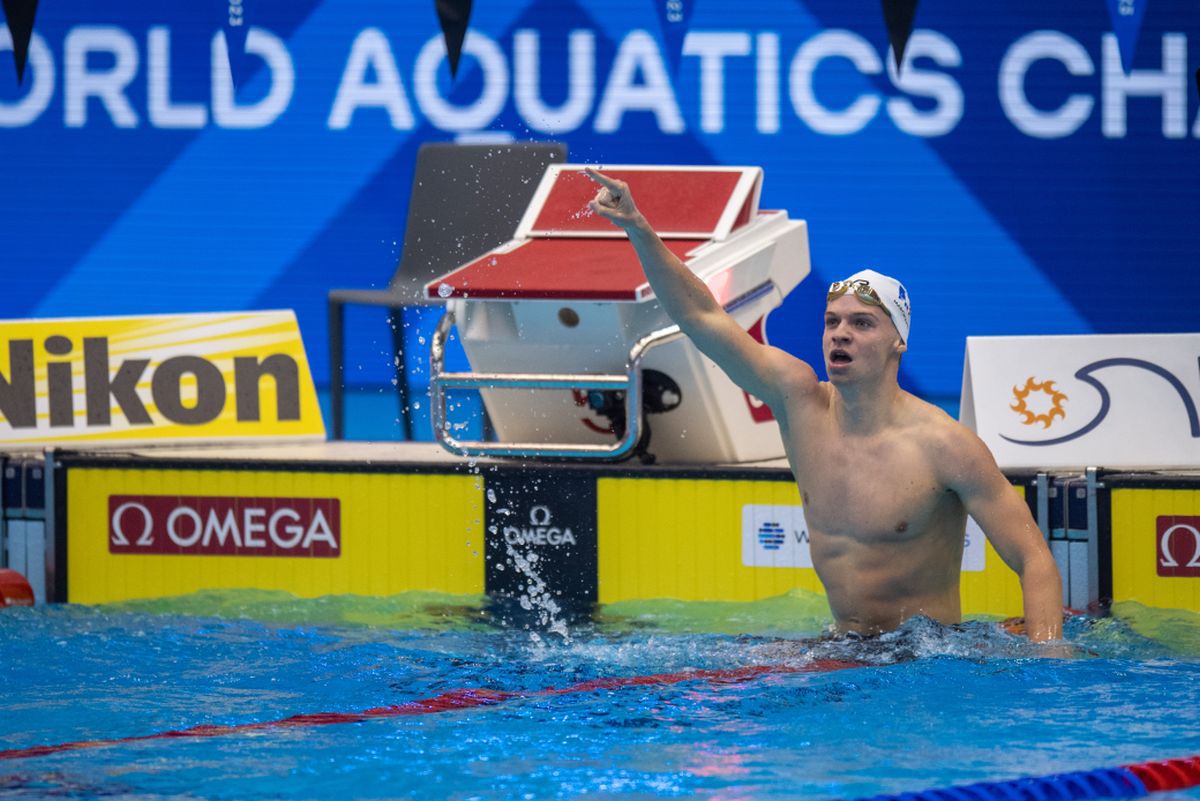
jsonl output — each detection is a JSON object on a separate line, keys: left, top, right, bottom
{"left": 222, "top": 0, "right": 255, "bottom": 92}
{"left": 2, "top": 0, "right": 39, "bottom": 85}
{"left": 654, "top": 0, "right": 697, "bottom": 75}
{"left": 435, "top": 0, "right": 473, "bottom": 80}
{"left": 881, "top": 0, "right": 918, "bottom": 75}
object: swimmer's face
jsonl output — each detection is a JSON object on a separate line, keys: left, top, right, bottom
{"left": 823, "top": 293, "right": 906, "bottom": 381}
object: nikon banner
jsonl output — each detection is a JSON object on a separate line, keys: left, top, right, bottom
{"left": 960, "top": 334, "right": 1200, "bottom": 470}
{"left": 0, "top": 310, "right": 325, "bottom": 447}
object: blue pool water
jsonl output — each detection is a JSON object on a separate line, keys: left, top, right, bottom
{"left": 2, "top": 592, "right": 1199, "bottom": 800}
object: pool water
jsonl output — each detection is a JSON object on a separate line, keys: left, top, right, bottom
{"left": 2, "top": 591, "right": 1199, "bottom": 801}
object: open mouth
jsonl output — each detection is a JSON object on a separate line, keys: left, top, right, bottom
{"left": 830, "top": 349, "right": 852, "bottom": 364}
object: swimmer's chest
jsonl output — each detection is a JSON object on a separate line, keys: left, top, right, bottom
{"left": 790, "top": 429, "right": 956, "bottom": 543}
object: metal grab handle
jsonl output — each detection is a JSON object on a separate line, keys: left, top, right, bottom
{"left": 429, "top": 311, "right": 684, "bottom": 459}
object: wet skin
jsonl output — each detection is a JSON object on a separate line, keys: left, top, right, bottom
{"left": 585, "top": 168, "right": 1063, "bottom": 642}
{"left": 786, "top": 295, "right": 969, "bottom": 633}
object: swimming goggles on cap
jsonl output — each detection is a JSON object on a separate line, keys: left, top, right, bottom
{"left": 827, "top": 279, "right": 893, "bottom": 321}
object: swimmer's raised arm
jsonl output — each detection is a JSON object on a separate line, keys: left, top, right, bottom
{"left": 940, "top": 426, "right": 1064, "bottom": 643}
{"left": 585, "top": 168, "right": 818, "bottom": 414}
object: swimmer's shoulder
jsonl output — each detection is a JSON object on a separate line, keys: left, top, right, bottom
{"left": 901, "top": 393, "right": 1001, "bottom": 479}
{"left": 896, "top": 390, "right": 953, "bottom": 428}
{"left": 899, "top": 393, "right": 974, "bottom": 449}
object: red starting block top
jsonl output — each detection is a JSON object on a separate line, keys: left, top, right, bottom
{"left": 520, "top": 167, "right": 758, "bottom": 237}
{"left": 426, "top": 165, "right": 763, "bottom": 302}
{"left": 429, "top": 238, "right": 706, "bottom": 301}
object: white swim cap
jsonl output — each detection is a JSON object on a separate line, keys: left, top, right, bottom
{"left": 829, "top": 269, "right": 912, "bottom": 344}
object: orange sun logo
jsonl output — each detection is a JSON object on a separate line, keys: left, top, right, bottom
{"left": 1010, "top": 377, "right": 1068, "bottom": 428}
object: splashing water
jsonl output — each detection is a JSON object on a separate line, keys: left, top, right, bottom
{"left": 504, "top": 538, "right": 571, "bottom": 643}
{"left": 486, "top": 497, "right": 572, "bottom": 644}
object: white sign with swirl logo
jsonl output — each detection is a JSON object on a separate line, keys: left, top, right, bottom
{"left": 960, "top": 334, "right": 1200, "bottom": 469}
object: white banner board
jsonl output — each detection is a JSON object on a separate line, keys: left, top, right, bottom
{"left": 741, "top": 504, "right": 986, "bottom": 572}
{"left": 960, "top": 334, "right": 1200, "bottom": 469}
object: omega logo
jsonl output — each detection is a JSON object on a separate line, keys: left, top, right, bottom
{"left": 1160, "top": 523, "right": 1200, "bottom": 568}
{"left": 1156, "top": 516, "right": 1200, "bottom": 577}
{"left": 530, "top": 505, "right": 551, "bottom": 526}
{"left": 503, "top": 504, "right": 577, "bottom": 547}
{"left": 108, "top": 494, "right": 340, "bottom": 558}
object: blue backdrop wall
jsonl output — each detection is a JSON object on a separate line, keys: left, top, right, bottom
{"left": 2, "top": 0, "right": 1198, "bottom": 421}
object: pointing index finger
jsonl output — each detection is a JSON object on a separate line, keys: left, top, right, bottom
{"left": 583, "top": 167, "right": 619, "bottom": 189}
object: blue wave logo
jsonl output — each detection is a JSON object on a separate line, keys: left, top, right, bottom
{"left": 757, "top": 521, "right": 786, "bottom": 550}
{"left": 1002, "top": 358, "right": 1200, "bottom": 446}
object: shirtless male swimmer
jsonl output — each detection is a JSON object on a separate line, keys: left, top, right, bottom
{"left": 586, "top": 168, "right": 1064, "bottom": 643}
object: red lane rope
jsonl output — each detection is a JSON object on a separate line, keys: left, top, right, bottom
{"left": 843, "top": 756, "right": 1200, "bottom": 801}
{"left": 1124, "top": 756, "right": 1200, "bottom": 793}
{"left": 0, "top": 659, "right": 862, "bottom": 762}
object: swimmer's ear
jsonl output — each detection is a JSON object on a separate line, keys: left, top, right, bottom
{"left": 895, "top": 338, "right": 907, "bottom": 355}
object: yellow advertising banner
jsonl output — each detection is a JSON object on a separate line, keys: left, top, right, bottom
{"left": 596, "top": 476, "right": 1023, "bottom": 617}
{"left": 1111, "top": 486, "right": 1200, "bottom": 612}
{"left": 0, "top": 311, "right": 325, "bottom": 446}
{"left": 67, "top": 466, "right": 484, "bottom": 604}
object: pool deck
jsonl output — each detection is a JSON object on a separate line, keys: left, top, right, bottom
{"left": 54, "top": 439, "right": 793, "bottom": 475}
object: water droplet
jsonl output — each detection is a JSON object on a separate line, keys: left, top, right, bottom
{"left": 487, "top": 488, "right": 497, "bottom": 503}
{"left": 437, "top": 282, "right": 453, "bottom": 298}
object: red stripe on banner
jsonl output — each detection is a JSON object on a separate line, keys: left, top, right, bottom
{"left": 0, "top": 660, "right": 861, "bottom": 761}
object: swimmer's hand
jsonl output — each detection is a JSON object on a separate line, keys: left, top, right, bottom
{"left": 585, "top": 168, "right": 643, "bottom": 230}
{"left": 1000, "top": 617, "right": 1078, "bottom": 659}
{"left": 1034, "top": 642, "right": 1078, "bottom": 660}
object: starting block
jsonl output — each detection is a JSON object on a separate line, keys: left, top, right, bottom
{"left": 426, "top": 164, "right": 811, "bottom": 464}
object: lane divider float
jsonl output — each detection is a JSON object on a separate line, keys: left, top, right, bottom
{"left": 847, "top": 756, "right": 1200, "bottom": 801}
{"left": 0, "top": 658, "right": 862, "bottom": 761}
{"left": 0, "top": 569, "right": 34, "bottom": 607}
